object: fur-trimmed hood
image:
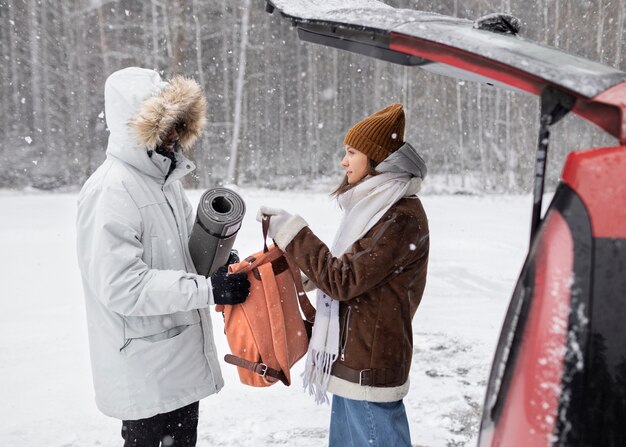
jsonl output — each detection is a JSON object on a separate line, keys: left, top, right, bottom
{"left": 104, "top": 67, "right": 207, "bottom": 153}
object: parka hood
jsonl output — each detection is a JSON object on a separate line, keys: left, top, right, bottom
{"left": 104, "top": 67, "right": 207, "bottom": 153}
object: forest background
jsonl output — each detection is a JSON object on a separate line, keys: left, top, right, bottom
{"left": 1, "top": 0, "right": 624, "bottom": 192}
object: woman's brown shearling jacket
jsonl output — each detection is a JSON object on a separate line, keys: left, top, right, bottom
{"left": 284, "top": 196, "right": 429, "bottom": 399}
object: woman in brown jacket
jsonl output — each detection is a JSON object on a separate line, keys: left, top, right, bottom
{"left": 259, "top": 103, "right": 429, "bottom": 447}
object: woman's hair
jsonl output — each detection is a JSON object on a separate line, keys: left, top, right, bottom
{"left": 331, "top": 158, "right": 379, "bottom": 197}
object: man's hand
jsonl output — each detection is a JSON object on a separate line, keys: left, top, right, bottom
{"left": 210, "top": 251, "right": 249, "bottom": 305}
{"left": 256, "top": 206, "right": 293, "bottom": 239}
{"left": 226, "top": 250, "right": 240, "bottom": 265}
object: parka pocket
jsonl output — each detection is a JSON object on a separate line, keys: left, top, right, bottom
{"left": 120, "top": 322, "right": 199, "bottom": 357}
{"left": 120, "top": 311, "right": 201, "bottom": 354}
{"left": 121, "top": 323, "right": 210, "bottom": 397}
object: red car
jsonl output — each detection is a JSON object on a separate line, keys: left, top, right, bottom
{"left": 265, "top": 1, "right": 626, "bottom": 445}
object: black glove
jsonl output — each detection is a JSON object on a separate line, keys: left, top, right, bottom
{"left": 227, "top": 250, "right": 240, "bottom": 265}
{"left": 210, "top": 252, "right": 249, "bottom": 305}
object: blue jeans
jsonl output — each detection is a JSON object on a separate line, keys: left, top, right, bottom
{"left": 329, "top": 395, "right": 411, "bottom": 446}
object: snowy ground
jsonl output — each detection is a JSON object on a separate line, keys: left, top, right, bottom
{"left": 0, "top": 188, "right": 533, "bottom": 446}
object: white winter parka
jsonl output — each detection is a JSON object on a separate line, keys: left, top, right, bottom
{"left": 76, "top": 67, "right": 223, "bottom": 420}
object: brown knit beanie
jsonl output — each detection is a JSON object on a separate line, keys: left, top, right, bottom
{"left": 343, "top": 103, "right": 405, "bottom": 164}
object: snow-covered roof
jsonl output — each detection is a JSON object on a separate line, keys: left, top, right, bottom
{"left": 267, "top": 0, "right": 464, "bottom": 30}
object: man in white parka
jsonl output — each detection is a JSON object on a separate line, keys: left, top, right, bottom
{"left": 76, "top": 67, "right": 249, "bottom": 446}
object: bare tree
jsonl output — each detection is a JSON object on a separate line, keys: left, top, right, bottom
{"left": 1, "top": 0, "right": 624, "bottom": 191}
{"left": 226, "top": 0, "right": 250, "bottom": 184}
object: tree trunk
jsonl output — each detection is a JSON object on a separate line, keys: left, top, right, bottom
{"left": 40, "top": 0, "right": 51, "bottom": 145}
{"left": 615, "top": 0, "right": 624, "bottom": 68}
{"left": 596, "top": 0, "right": 605, "bottom": 63}
{"left": 226, "top": 0, "right": 250, "bottom": 184}
{"left": 505, "top": 91, "right": 516, "bottom": 191}
{"left": 162, "top": 3, "right": 173, "bottom": 68}
{"left": 28, "top": 0, "right": 42, "bottom": 134}
{"left": 151, "top": 0, "right": 160, "bottom": 67}
{"left": 192, "top": 0, "right": 205, "bottom": 87}
{"left": 221, "top": 0, "right": 231, "bottom": 128}
{"left": 8, "top": 2, "right": 21, "bottom": 118}
{"left": 456, "top": 82, "right": 465, "bottom": 188}
{"left": 97, "top": 4, "right": 110, "bottom": 76}
{"left": 477, "top": 84, "right": 487, "bottom": 188}
{"left": 169, "top": 0, "right": 186, "bottom": 74}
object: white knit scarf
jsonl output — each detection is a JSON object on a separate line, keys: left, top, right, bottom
{"left": 302, "top": 171, "right": 421, "bottom": 404}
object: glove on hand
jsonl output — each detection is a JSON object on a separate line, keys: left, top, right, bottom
{"left": 256, "top": 206, "right": 293, "bottom": 240}
{"left": 226, "top": 250, "right": 240, "bottom": 265}
{"left": 210, "top": 252, "right": 250, "bottom": 305}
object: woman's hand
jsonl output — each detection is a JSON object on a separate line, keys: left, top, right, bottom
{"left": 256, "top": 206, "right": 293, "bottom": 239}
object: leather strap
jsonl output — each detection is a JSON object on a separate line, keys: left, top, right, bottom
{"left": 331, "top": 362, "right": 405, "bottom": 387}
{"left": 286, "top": 256, "right": 316, "bottom": 324}
{"left": 224, "top": 354, "right": 290, "bottom": 386}
{"left": 262, "top": 215, "right": 270, "bottom": 253}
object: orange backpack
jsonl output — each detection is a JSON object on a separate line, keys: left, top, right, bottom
{"left": 215, "top": 217, "right": 316, "bottom": 386}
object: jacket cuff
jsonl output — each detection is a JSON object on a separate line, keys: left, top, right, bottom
{"left": 273, "top": 214, "right": 308, "bottom": 250}
{"left": 198, "top": 275, "right": 213, "bottom": 306}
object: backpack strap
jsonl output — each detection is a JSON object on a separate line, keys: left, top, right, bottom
{"left": 262, "top": 215, "right": 270, "bottom": 253}
{"left": 224, "top": 354, "right": 289, "bottom": 386}
{"left": 286, "top": 256, "right": 316, "bottom": 324}
{"left": 258, "top": 261, "right": 294, "bottom": 384}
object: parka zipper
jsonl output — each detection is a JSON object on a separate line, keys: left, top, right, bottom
{"left": 340, "top": 306, "right": 352, "bottom": 361}
{"left": 161, "top": 184, "right": 217, "bottom": 389}
{"left": 162, "top": 186, "right": 192, "bottom": 272}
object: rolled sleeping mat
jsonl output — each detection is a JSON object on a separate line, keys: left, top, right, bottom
{"left": 189, "top": 187, "right": 246, "bottom": 277}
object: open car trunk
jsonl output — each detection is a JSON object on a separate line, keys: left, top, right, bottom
{"left": 264, "top": 1, "right": 626, "bottom": 445}
{"left": 266, "top": 0, "right": 626, "bottom": 142}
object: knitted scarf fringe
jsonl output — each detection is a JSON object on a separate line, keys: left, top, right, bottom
{"left": 302, "top": 348, "right": 337, "bottom": 405}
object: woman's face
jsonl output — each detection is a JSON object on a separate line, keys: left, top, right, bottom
{"left": 341, "top": 145, "right": 369, "bottom": 184}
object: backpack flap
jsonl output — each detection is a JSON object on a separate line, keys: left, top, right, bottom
{"left": 258, "top": 261, "right": 292, "bottom": 384}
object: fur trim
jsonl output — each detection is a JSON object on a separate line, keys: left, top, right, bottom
{"left": 273, "top": 215, "right": 309, "bottom": 250}
{"left": 327, "top": 375, "right": 410, "bottom": 402}
{"left": 130, "top": 75, "right": 207, "bottom": 152}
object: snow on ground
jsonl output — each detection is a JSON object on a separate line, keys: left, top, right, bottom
{"left": 0, "top": 188, "right": 533, "bottom": 446}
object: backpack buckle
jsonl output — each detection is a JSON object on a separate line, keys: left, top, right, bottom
{"left": 258, "top": 363, "right": 269, "bottom": 377}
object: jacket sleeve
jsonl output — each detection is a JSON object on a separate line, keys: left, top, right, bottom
{"left": 77, "top": 185, "right": 211, "bottom": 316}
{"left": 284, "top": 210, "right": 423, "bottom": 301}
